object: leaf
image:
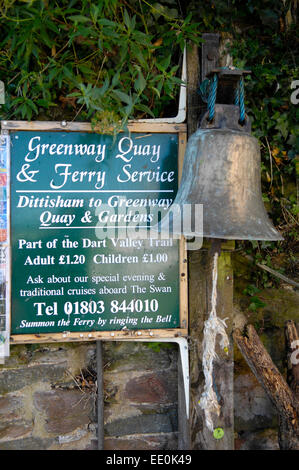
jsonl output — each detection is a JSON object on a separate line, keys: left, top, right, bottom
{"left": 26, "top": 99, "right": 38, "bottom": 113}
{"left": 98, "top": 18, "right": 117, "bottom": 27}
{"left": 37, "top": 98, "right": 50, "bottom": 107}
{"left": 275, "top": 116, "right": 289, "bottom": 139}
{"left": 157, "top": 54, "right": 171, "bottom": 72}
{"left": 123, "top": 9, "right": 135, "bottom": 31}
{"left": 248, "top": 296, "right": 266, "bottom": 311}
{"left": 98, "top": 78, "right": 110, "bottom": 96}
{"left": 112, "top": 90, "right": 131, "bottom": 105}
{"left": 68, "top": 15, "right": 91, "bottom": 23}
{"left": 135, "top": 103, "right": 155, "bottom": 117}
{"left": 130, "top": 43, "right": 148, "bottom": 69}
{"left": 78, "top": 63, "right": 94, "bottom": 75}
{"left": 151, "top": 87, "right": 161, "bottom": 98}
{"left": 134, "top": 71, "right": 146, "bottom": 93}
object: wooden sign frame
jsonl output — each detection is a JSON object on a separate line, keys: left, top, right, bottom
{"left": 1, "top": 120, "right": 188, "bottom": 344}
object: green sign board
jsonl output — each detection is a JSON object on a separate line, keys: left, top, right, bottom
{"left": 9, "top": 125, "right": 186, "bottom": 340}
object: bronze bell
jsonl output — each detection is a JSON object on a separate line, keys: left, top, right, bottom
{"left": 158, "top": 101, "right": 283, "bottom": 241}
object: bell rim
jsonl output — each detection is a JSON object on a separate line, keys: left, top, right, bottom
{"left": 155, "top": 223, "right": 284, "bottom": 241}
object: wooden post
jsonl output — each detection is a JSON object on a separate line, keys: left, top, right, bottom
{"left": 187, "top": 38, "right": 235, "bottom": 450}
{"left": 189, "top": 243, "right": 234, "bottom": 449}
{"left": 97, "top": 341, "right": 104, "bottom": 450}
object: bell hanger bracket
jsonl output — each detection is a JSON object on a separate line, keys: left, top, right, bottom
{"left": 200, "top": 104, "right": 251, "bottom": 133}
{"left": 202, "top": 67, "right": 252, "bottom": 132}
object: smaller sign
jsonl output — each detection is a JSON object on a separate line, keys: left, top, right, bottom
{"left": 0, "top": 135, "right": 9, "bottom": 362}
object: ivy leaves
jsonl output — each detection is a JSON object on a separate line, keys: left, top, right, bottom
{"left": 0, "top": 0, "right": 200, "bottom": 129}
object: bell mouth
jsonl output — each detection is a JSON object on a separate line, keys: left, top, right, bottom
{"left": 155, "top": 222, "right": 283, "bottom": 242}
{"left": 153, "top": 199, "right": 283, "bottom": 243}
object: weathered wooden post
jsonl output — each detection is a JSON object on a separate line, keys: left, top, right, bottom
{"left": 187, "top": 36, "right": 235, "bottom": 450}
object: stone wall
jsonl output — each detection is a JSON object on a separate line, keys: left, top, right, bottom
{"left": 0, "top": 341, "right": 179, "bottom": 450}
{"left": 0, "top": 342, "right": 97, "bottom": 450}
{"left": 103, "top": 342, "right": 178, "bottom": 450}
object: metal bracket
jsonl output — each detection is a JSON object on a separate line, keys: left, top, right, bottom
{"left": 0, "top": 82, "right": 5, "bottom": 105}
{"left": 0, "top": 135, "right": 10, "bottom": 364}
{"left": 132, "top": 336, "right": 190, "bottom": 419}
{"left": 200, "top": 104, "right": 251, "bottom": 133}
{"left": 207, "top": 67, "right": 251, "bottom": 105}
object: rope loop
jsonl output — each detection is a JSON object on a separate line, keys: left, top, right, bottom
{"left": 206, "top": 69, "right": 246, "bottom": 125}
{"left": 207, "top": 73, "right": 218, "bottom": 122}
{"left": 234, "top": 77, "right": 246, "bottom": 124}
{"left": 239, "top": 76, "right": 246, "bottom": 124}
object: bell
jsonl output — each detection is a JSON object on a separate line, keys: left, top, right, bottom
{"left": 158, "top": 102, "right": 283, "bottom": 241}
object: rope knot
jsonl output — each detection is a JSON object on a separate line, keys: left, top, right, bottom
{"left": 198, "top": 251, "right": 230, "bottom": 432}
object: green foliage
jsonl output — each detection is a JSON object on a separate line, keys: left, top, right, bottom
{"left": 243, "top": 284, "right": 266, "bottom": 311}
{"left": 189, "top": 0, "right": 298, "bottom": 286}
{"left": 144, "top": 342, "right": 174, "bottom": 352}
{"left": 229, "top": 4, "right": 298, "bottom": 286}
{"left": 0, "top": 0, "right": 201, "bottom": 130}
